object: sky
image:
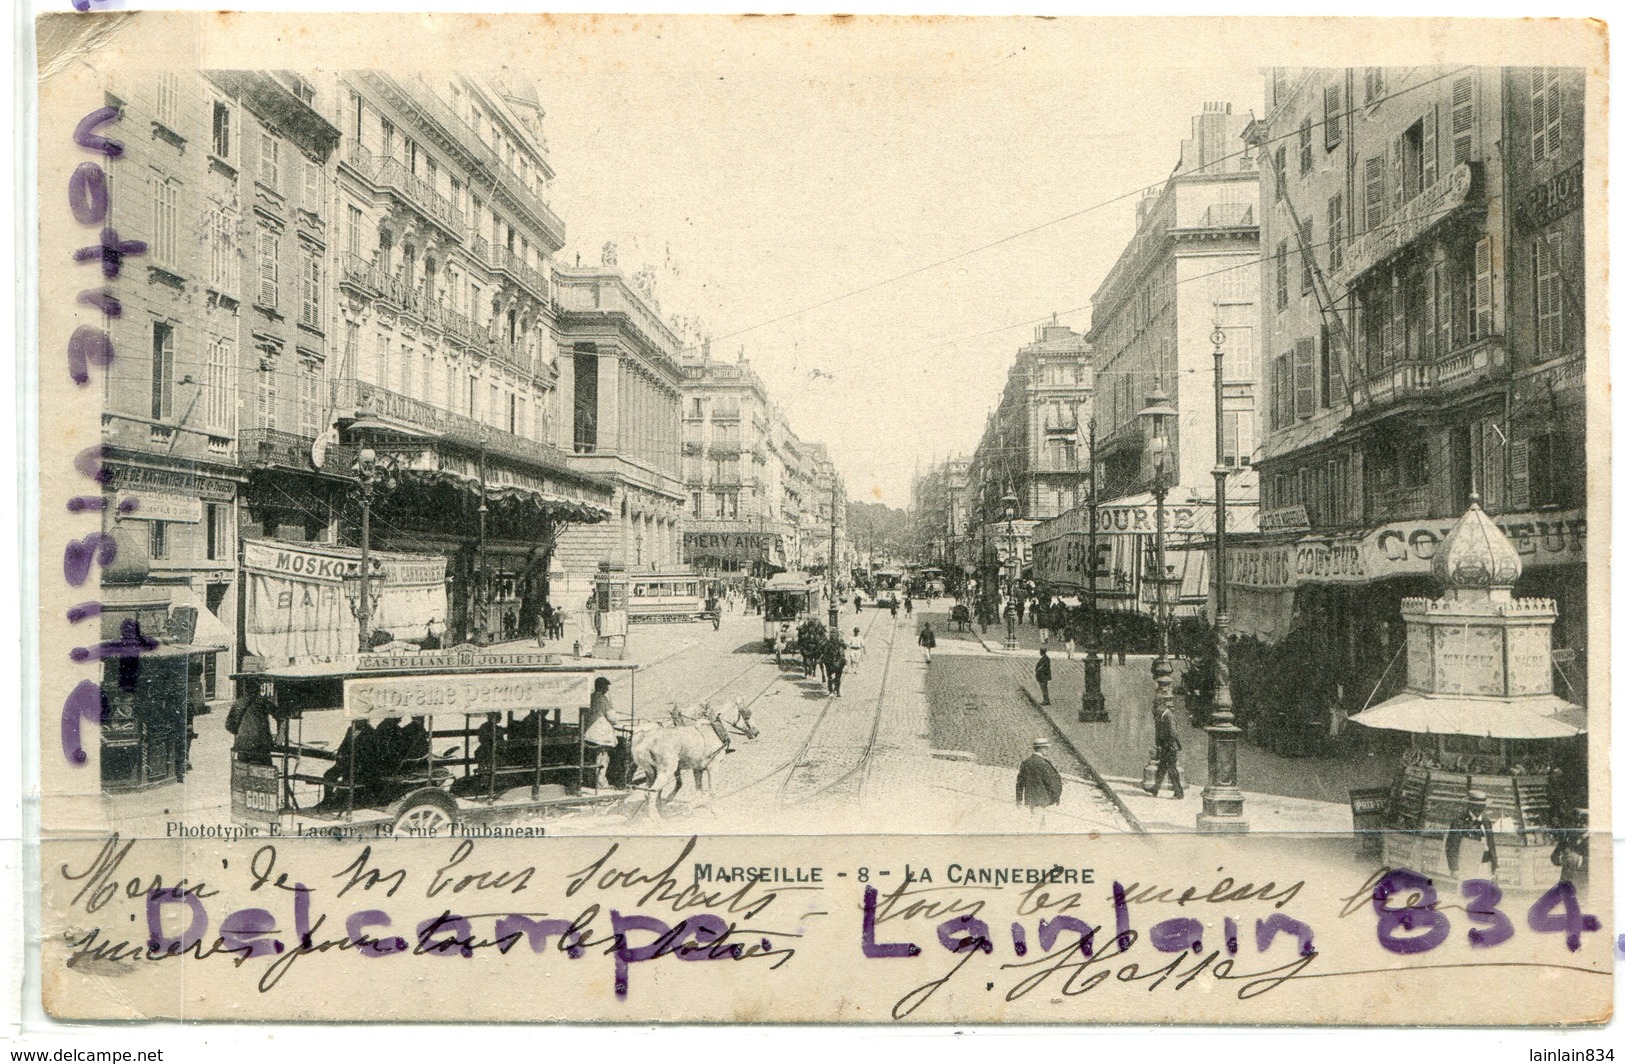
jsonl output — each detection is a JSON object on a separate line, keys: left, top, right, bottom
{"left": 525, "top": 20, "right": 1264, "bottom": 507}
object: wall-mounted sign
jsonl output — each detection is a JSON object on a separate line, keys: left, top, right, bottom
{"left": 1338, "top": 163, "right": 1477, "bottom": 283}
{"left": 116, "top": 492, "right": 202, "bottom": 524}
{"left": 1517, "top": 161, "right": 1583, "bottom": 230}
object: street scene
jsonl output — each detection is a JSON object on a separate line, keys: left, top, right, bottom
{"left": 84, "top": 59, "right": 1589, "bottom": 888}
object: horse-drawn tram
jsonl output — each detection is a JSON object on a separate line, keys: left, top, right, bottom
{"left": 229, "top": 649, "right": 638, "bottom": 837}
{"left": 761, "top": 571, "right": 823, "bottom": 648}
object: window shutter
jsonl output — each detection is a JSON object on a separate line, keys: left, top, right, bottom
{"left": 1326, "top": 325, "right": 1346, "bottom": 406}
{"left": 1327, "top": 193, "right": 1342, "bottom": 271}
{"left": 1364, "top": 154, "right": 1386, "bottom": 232}
{"left": 1294, "top": 338, "right": 1315, "bottom": 418}
{"left": 1422, "top": 104, "right": 1438, "bottom": 188}
{"left": 1422, "top": 263, "right": 1437, "bottom": 360}
{"left": 1508, "top": 438, "right": 1530, "bottom": 508}
{"left": 1473, "top": 236, "right": 1493, "bottom": 339}
{"left": 1391, "top": 133, "right": 1406, "bottom": 213}
{"left": 1323, "top": 83, "right": 1342, "bottom": 149}
{"left": 257, "top": 230, "right": 278, "bottom": 307}
{"left": 1532, "top": 71, "right": 1548, "bottom": 160}
{"left": 1299, "top": 218, "right": 1314, "bottom": 294}
{"left": 1275, "top": 354, "right": 1293, "bottom": 426}
{"left": 1451, "top": 74, "right": 1475, "bottom": 166}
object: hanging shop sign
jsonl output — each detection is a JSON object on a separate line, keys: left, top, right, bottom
{"left": 1339, "top": 163, "right": 1476, "bottom": 283}
{"left": 1516, "top": 161, "right": 1583, "bottom": 230}
{"left": 1280, "top": 509, "right": 1586, "bottom": 586}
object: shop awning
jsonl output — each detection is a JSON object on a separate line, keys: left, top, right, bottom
{"left": 403, "top": 468, "right": 612, "bottom": 523}
{"left": 1351, "top": 692, "right": 1586, "bottom": 740}
{"left": 168, "top": 587, "right": 233, "bottom": 651}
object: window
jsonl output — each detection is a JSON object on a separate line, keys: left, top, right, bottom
{"left": 1275, "top": 240, "right": 1288, "bottom": 311}
{"left": 349, "top": 92, "right": 363, "bottom": 143}
{"left": 1323, "top": 82, "right": 1343, "bottom": 150}
{"left": 1273, "top": 353, "right": 1294, "bottom": 428}
{"left": 205, "top": 503, "right": 226, "bottom": 562}
{"left": 1364, "top": 67, "right": 1386, "bottom": 105}
{"left": 381, "top": 118, "right": 396, "bottom": 160}
{"left": 1298, "top": 117, "right": 1313, "bottom": 173}
{"left": 1533, "top": 69, "right": 1562, "bottom": 161}
{"left": 256, "top": 226, "right": 279, "bottom": 307}
{"left": 1527, "top": 431, "right": 1581, "bottom": 509}
{"left": 260, "top": 132, "right": 280, "bottom": 189}
{"left": 211, "top": 100, "right": 234, "bottom": 159}
{"left": 1450, "top": 74, "right": 1475, "bottom": 166}
{"left": 1471, "top": 236, "right": 1493, "bottom": 342}
{"left": 1534, "top": 233, "right": 1564, "bottom": 360}
{"left": 207, "top": 204, "right": 238, "bottom": 292}
{"left": 346, "top": 205, "right": 362, "bottom": 257}
{"left": 150, "top": 177, "right": 178, "bottom": 267}
{"left": 299, "top": 362, "right": 320, "bottom": 437}
{"left": 1293, "top": 338, "right": 1314, "bottom": 419}
{"left": 1400, "top": 120, "right": 1424, "bottom": 205}
{"left": 145, "top": 75, "right": 183, "bottom": 136}
{"left": 204, "top": 336, "right": 234, "bottom": 432}
{"left": 508, "top": 392, "right": 518, "bottom": 434}
{"left": 300, "top": 248, "right": 322, "bottom": 328}
{"left": 1327, "top": 193, "right": 1344, "bottom": 272}
{"left": 451, "top": 177, "right": 464, "bottom": 214}
{"left": 303, "top": 159, "right": 324, "bottom": 213}
{"left": 376, "top": 337, "right": 391, "bottom": 386}
{"left": 1298, "top": 218, "right": 1314, "bottom": 294}
{"left": 692, "top": 492, "right": 704, "bottom": 518}
{"left": 150, "top": 322, "right": 175, "bottom": 420}
{"left": 1363, "top": 153, "right": 1387, "bottom": 232}
{"left": 1318, "top": 324, "right": 1344, "bottom": 409}
{"left": 489, "top": 383, "right": 501, "bottom": 424}
{"left": 1273, "top": 147, "right": 1286, "bottom": 201}
{"left": 1470, "top": 417, "right": 1508, "bottom": 511}
{"left": 149, "top": 521, "right": 169, "bottom": 561}
{"left": 257, "top": 356, "right": 278, "bottom": 430}
{"left": 399, "top": 348, "right": 414, "bottom": 397}
{"left": 1221, "top": 411, "right": 1254, "bottom": 467}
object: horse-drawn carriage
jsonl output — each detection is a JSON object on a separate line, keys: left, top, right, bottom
{"left": 950, "top": 603, "right": 971, "bottom": 631}
{"left": 762, "top": 571, "right": 824, "bottom": 650}
{"left": 229, "top": 651, "right": 638, "bottom": 836}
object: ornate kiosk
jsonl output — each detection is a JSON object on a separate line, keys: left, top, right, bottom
{"left": 1352, "top": 497, "right": 1586, "bottom": 888}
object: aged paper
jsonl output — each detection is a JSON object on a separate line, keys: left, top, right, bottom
{"left": 31, "top": 12, "right": 1610, "bottom": 1024}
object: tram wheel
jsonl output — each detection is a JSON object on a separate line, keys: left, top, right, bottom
{"left": 391, "top": 790, "right": 458, "bottom": 837}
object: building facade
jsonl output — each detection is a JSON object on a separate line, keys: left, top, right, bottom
{"left": 1229, "top": 66, "right": 1588, "bottom": 750}
{"left": 1036, "top": 102, "right": 1261, "bottom": 617}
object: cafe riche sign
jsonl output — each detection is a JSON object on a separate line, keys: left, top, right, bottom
{"left": 1229, "top": 508, "right": 1585, "bottom": 590}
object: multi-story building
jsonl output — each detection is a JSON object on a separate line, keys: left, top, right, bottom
{"left": 1035, "top": 102, "right": 1261, "bottom": 616}
{"left": 552, "top": 259, "right": 686, "bottom": 597}
{"left": 307, "top": 71, "right": 613, "bottom": 647}
{"left": 678, "top": 347, "right": 790, "bottom": 580}
{"left": 1229, "top": 66, "right": 1588, "bottom": 745}
{"left": 911, "top": 455, "right": 971, "bottom": 581}
{"left": 964, "top": 321, "right": 1095, "bottom": 594}
{"left": 802, "top": 442, "right": 849, "bottom": 582}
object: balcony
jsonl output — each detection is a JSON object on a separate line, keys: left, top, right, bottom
{"left": 240, "top": 427, "right": 318, "bottom": 471}
{"left": 489, "top": 245, "right": 550, "bottom": 301}
{"left": 1355, "top": 337, "right": 1507, "bottom": 415}
{"left": 1372, "top": 485, "right": 1432, "bottom": 521}
{"left": 331, "top": 377, "right": 576, "bottom": 476}
{"left": 345, "top": 143, "right": 464, "bottom": 238}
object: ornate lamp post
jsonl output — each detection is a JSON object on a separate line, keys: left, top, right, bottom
{"left": 1136, "top": 382, "right": 1177, "bottom": 736}
{"left": 474, "top": 427, "right": 491, "bottom": 646}
{"left": 349, "top": 445, "right": 397, "bottom": 652}
{"left": 1200, "top": 327, "right": 1248, "bottom": 833}
{"left": 1079, "top": 416, "right": 1108, "bottom": 722}
{"left": 1002, "top": 491, "right": 1019, "bottom": 651}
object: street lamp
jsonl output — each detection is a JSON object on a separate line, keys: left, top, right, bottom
{"left": 1200, "top": 326, "right": 1249, "bottom": 833}
{"left": 1002, "top": 491, "right": 1019, "bottom": 651}
{"left": 1136, "top": 380, "right": 1177, "bottom": 738}
{"left": 474, "top": 427, "right": 491, "bottom": 646}
{"left": 1079, "top": 416, "right": 1108, "bottom": 722}
{"left": 349, "top": 445, "right": 397, "bottom": 653}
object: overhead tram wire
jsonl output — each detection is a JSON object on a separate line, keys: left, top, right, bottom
{"left": 693, "top": 66, "right": 1472, "bottom": 350}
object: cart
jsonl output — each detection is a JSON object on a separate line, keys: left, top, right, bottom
{"left": 230, "top": 650, "right": 639, "bottom": 837}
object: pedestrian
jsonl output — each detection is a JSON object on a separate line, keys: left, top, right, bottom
{"left": 1445, "top": 789, "right": 1500, "bottom": 879}
{"left": 1016, "top": 737, "right": 1063, "bottom": 826}
{"left": 855, "top": 592, "right": 863, "bottom": 613}
{"left": 825, "top": 638, "right": 847, "bottom": 698}
{"left": 904, "top": 595, "right": 913, "bottom": 617}
{"left": 1062, "top": 622, "right": 1077, "bottom": 661}
{"left": 1145, "top": 700, "right": 1184, "bottom": 799}
{"left": 584, "top": 676, "right": 621, "bottom": 788}
{"left": 1037, "top": 602, "right": 1051, "bottom": 646}
{"left": 848, "top": 625, "right": 865, "bottom": 670}
{"left": 774, "top": 623, "right": 792, "bottom": 668}
{"left": 889, "top": 599, "right": 899, "bottom": 620}
{"left": 226, "top": 680, "right": 278, "bottom": 768}
{"left": 917, "top": 621, "right": 936, "bottom": 664}
{"left": 1015, "top": 597, "right": 1026, "bottom": 624}
{"left": 1035, "top": 647, "right": 1052, "bottom": 705}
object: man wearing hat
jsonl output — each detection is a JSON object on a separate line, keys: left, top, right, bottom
{"left": 1445, "top": 789, "right": 1500, "bottom": 879}
{"left": 1016, "top": 737, "right": 1064, "bottom": 826}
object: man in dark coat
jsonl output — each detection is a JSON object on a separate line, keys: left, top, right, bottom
{"left": 824, "top": 638, "right": 847, "bottom": 699}
{"left": 917, "top": 622, "right": 936, "bottom": 664}
{"left": 1445, "top": 789, "right": 1500, "bottom": 879}
{"left": 1146, "top": 701, "right": 1184, "bottom": 799}
{"left": 226, "top": 681, "right": 278, "bottom": 768}
{"left": 1016, "top": 738, "right": 1063, "bottom": 825}
{"left": 1035, "top": 647, "right": 1053, "bottom": 705}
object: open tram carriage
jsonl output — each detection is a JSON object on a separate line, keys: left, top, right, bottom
{"left": 231, "top": 651, "right": 638, "bottom": 836}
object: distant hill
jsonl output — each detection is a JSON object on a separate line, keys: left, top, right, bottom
{"left": 846, "top": 500, "right": 913, "bottom": 564}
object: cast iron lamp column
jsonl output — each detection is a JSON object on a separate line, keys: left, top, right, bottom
{"left": 1002, "top": 492, "right": 1019, "bottom": 651}
{"left": 352, "top": 445, "right": 396, "bottom": 653}
{"left": 1137, "top": 383, "right": 1177, "bottom": 749}
{"left": 1079, "top": 416, "right": 1108, "bottom": 721}
{"left": 1199, "top": 327, "right": 1249, "bottom": 833}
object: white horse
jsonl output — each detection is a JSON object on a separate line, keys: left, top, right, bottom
{"left": 630, "top": 699, "right": 758, "bottom": 814}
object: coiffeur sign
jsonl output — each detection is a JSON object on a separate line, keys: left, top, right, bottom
{"left": 1230, "top": 509, "right": 1585, "bottom": 589}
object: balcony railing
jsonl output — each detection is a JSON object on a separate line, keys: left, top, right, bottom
{"left": 489, "top": 245, "right": 550, "bottom": 301}
{"left": 347, "top": 143, "right": 464, "bottom": 237}
{"left": 338, "top": 255, "right": 534, "bottom": 376}
{"left": 240, "top": 427, "right": 317, "bottom": 470}
{"left": 1358, "top": 337, "right": 1507, "bottom": 411}
{"left": 1371, "top": 485, "right": 1432, "bottom": 521}
{"left": 332, "top": 377, "right": 574, "bottom": 475}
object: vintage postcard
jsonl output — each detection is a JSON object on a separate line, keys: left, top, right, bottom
{"left": 30, "top": 11, "right": 1610, "bottom": 1024}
